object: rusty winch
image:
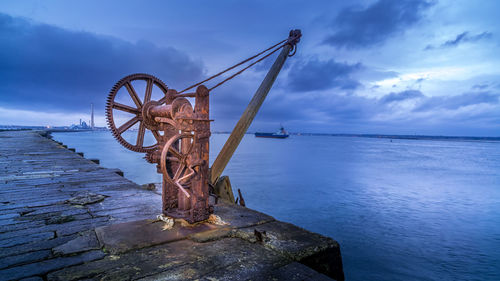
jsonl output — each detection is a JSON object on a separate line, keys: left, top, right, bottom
{"left": 106, "top": 30, "right": 301, "bottom": 223}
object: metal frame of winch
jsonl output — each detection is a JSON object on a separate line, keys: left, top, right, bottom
{"left": 105, "top": 30, "right": 301, "bottom": 223}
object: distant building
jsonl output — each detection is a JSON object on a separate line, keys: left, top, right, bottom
{"left": 69, "top": 120, "right": 90, "bottom": 130}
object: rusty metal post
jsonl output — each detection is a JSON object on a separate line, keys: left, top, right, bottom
{"left": 191, "top": 85, "right": 211, "bottom": 221}
{"left": 210, "top": 43, "right": 292, "bottom": 184}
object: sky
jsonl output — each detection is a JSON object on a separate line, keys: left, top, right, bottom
{"left": 0, "top": 0, "right": 499, "bottom": 136}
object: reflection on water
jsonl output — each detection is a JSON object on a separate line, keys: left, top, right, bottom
{"left": 53, "top": 131, "right": 500, "bottom": 281}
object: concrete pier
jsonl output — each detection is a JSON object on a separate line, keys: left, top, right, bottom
{"left": 0, "top": 130, "right": 344, "bottom": 280}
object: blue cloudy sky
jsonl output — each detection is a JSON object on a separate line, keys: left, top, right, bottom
{"left": 0, "top": 0, "right": 499, "bottom": 136}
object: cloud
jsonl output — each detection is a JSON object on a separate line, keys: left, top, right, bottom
{"left": 287, "top": 58, "right": 362, "bottom": 92}
{"left": 352, "top": 67, "right": 399, "bottom": 83}
{"left": 323, "top": 0, "right": 434, "bottom": 48}
{"left": 0, "top": 13, "right": 204, "bottom": 113}
{"left": 425, "top": 31, "right": 493, "bottom": 50}
{"left": 264, "top": 88, "right": 499, "bottom": 134}
{"left": 212, "top": 77, "right": 500, "bottom": 135}
{"left": 379, "top": 90, "right": 424, "bottom": 104}
{"left": 413, "top": 91, "right": 499, "bottom": 112}
{"left": 472, "top": 83, "right": 489, "bottom": 90}
{"left": 443, "top": 31, "right": 492, "bottom": 47}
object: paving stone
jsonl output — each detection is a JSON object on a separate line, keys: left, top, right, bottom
{"left": 53, "top": 231, "right": 100, "bottom": 256}
{"left": 91, "top": 205, "right": 158, "bottom": 221}
{"left": 65, "top": 191, "right": 107, "bottom": 205}
{"left": 0, "top": 231, "right": 54, "bottom": 248}
{"left": 0, "top": 250, "right": 105, "bottom": 281}
{"left": 87, "top": 191, "right": 161, "bottom": 215}
{"left": 0, "top": 217, "right": 17, "bottom": 227}
{"left": 0, "top": 220, "right": 44, "bottom": 234}
{"left": 55, "top": 216, "right": 111, "bottom": 237}
{"left": 45, "top": 215, "right": 77, "bottom": 225}
{"left": 19, "top": 203, "right": 88, "bottom": 218}
{"left": 0, "top": 215, "right": 99, "bottom": 242}
{"left": 0, "top": 213, "right": 19, "bottom": 220}
{"left": 19, "top": 277, "right": 44, "bottom": 281}
{"left": 0, "top": 250, "right": 52, "bottom": 270}
{"left": 0, "top": 235, "right": 77, "bottom": 259}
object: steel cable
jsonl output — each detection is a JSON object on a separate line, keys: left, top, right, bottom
{"left": 177, "top": 38, "right": 287, "bottom": 94}
{"left": 208, "top": 43, "right": 285, "bottom": 91}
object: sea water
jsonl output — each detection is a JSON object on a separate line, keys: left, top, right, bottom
{"left": 52, "top": 131, "right": 500, "bottom": 281}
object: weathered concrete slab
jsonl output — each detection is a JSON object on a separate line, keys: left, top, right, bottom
{"left": 188, "top": 227, "right": 233, "bottom": 243}
{"left": 238, "top": 221, "right": 339, "bottom": 259}
{"left": 48, "top": 238, "right": 287, "bottom": 281}
{"left": 0, "top": 130, "right": 344, "bottom": 280}
{"left": 95, "top": 219, "right": 220, "bottom": 254}
{"left": 237, "top": 221, "right": 344, "bottom": 280}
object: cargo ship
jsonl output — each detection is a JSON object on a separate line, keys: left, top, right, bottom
{"left": 255, "top": 126, "right": 289, "bottom": 139}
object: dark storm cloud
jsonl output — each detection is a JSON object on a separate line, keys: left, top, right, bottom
{"left": 287, "top": 59, "right": 362, "bottom": 92}
{"left": 324, "top": 0, "right": 434, "bottom": 48}
{"left": 413, "top": 91, "right": 499, "bottom": 112}
{"left": 0, "top": 13, "right": 203, "bottom": 112}
{"left": 425, "top": 31, "right": 493, "bottom": 50}
{"left": 379, "top": 90, "right": 424, "bottom": 104}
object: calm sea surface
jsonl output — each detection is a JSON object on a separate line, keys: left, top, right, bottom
{"left": 52, "top": 131, "right": 500, "bottom": 281}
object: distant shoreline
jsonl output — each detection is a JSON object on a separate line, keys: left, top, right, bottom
{"left": 213, "top": 132, "right": 500, "bottom": 142}
{"left": 288, "top": 133, "right": 500, "bottom": 142}
{"left": 1, "top": 126, "right": 498, "bottom": 142}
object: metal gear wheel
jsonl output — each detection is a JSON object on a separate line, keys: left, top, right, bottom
{"left": 105, "top": 73, "right": 169, "bottom": 153}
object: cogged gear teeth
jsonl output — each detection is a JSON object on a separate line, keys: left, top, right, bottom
{"left": 105, "top": 73, "right": 169, "bottom": 153}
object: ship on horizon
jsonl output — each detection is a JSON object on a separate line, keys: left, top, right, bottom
{"left": 255, "top": 125, "right": 289, "bottom": 139}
